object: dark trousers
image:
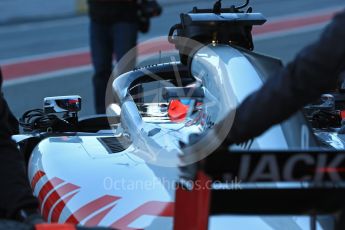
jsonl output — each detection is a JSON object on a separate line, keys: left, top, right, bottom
{"left": 90, "top": 20, "right": 138, "bottom": 114}
{"left": 0, "top": 67, "right": 38, "bottom": 219}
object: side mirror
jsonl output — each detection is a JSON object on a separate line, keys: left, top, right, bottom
{"left": 44, "top": 95, "right": 81, "bottom": 114}
{"left": 106, "top": 103, "right": 121, "bottom": 117}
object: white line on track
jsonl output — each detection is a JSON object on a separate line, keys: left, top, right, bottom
{"left": 0, "top": 16, "right": 88, "bottom": 35}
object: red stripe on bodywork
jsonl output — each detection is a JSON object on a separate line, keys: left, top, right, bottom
{"left": 66, "top": 195, "right": 120, "bottom": 224}
{"left": 35, "top": 223, "right": 76, "bottom": 230}
{"left": 31, "top": 171, "right": 46, "bottom": 190}
{"left": 38, "top": 178, "right": 64, "bottom": 203}
{"left": 84, "top": 205, "right": 116, "bottom": 227}
{"left": 42, "top": 183, "right": 80, "bottom": 220}
{"left": 111, "top": 201, "right": 174, "bottom": 230}
{"left": 51, "top": 192, "right": 78, "bottom": 222}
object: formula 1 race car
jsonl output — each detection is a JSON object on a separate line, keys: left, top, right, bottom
{"left": 12, "top": 0, "right": 345, "bottom": 230}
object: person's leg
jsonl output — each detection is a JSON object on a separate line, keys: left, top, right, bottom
{"left": 90, "top": 20, "right": 113, "bottom": 114}
{"left": 0, "top": 67, "right": 19, "bottom": 134}
{"left": 112, "top": 22, "right": 138, "bottom": 75}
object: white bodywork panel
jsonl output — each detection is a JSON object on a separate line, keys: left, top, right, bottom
{"left": 28, "top": 45, "right": 321, "bottom": 229}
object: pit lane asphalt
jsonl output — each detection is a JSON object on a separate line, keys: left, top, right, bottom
{"left": 1, "top": 0, "right": 343, "bottom": 117}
